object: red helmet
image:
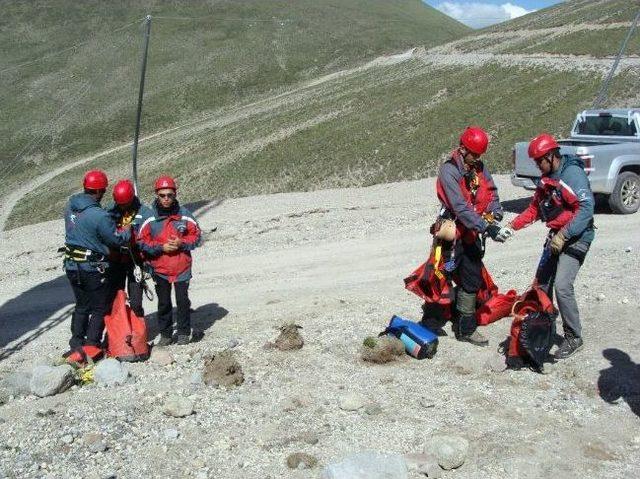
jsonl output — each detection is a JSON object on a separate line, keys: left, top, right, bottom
{"left": 528, "top": 133, "right": 559, "bottom": 160}
{"left": 459, "top": 126, "right": 489, "bottom": 155}
{"left": 83, "top": 170, "right": 108, "bottom": 190}
{"left": 112, "top": 180, "right": 135, "bottom": 205}
{"left": 154, "top": 175, "right": 177, "bottom": 191}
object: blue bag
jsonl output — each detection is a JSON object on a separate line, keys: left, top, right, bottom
{"left": 383, "top": 315, "right": 438, "bottom": 359}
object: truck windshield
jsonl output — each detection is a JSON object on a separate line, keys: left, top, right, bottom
{"left": 575, "top": 115, "right": 638, "bottom": 137}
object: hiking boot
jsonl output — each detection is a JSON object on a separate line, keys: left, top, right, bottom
{"left": 157, "top": 335, "right": 173, "bottom": 347}
{"left": 176, "top": 335, "right": 190, "bottom": 346}
{"left": 554, "top": 336, "right": 583, "bottom": 359}
{"left": 457, "top": 329, "right": 489, "bottom": 347}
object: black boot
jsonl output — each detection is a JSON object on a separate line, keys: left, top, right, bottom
{"left": 554, "top": 336, "right": 583, "bottom": 359}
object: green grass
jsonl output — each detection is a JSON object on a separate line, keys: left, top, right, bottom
{"left": 484, "top": 0, "right": 639, "bottom": 32}
{"left": 503, "top": 28, "right": 640, "bottom": 57}
{"left": 10, "top": 60, "right": 638, "bottom": 228}
{"left": 0, "top": 0, "right": 468, "bottom": 197}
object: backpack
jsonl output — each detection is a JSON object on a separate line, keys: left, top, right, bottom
{"left": 508, "top": 286, "right": 557, "bottom": 372}
{"left": 104, "top": 290, "right": 150, "bottom": 362}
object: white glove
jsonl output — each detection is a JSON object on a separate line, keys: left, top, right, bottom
{"left": 496, "top": 226, "right": 514, "bottom": 242}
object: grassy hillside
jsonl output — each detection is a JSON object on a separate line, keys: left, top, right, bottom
{"left": 0, "top": 0, "right": 468, "bottom": 195}
{"left": 4, "top": 0, "right": 640, "bottom": 228}
{"left": 444, "top": 0, "right": 640, "bottom": 57}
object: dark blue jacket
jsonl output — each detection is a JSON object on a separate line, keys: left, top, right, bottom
{"left": 64, "top": 193, "right": 130, "bottom": 269}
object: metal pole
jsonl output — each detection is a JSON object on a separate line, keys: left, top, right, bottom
{"left": 592, "top": 9, "right": 640, "bottom": 109}
{"left": 132, "top": 15, "right": 152, "bottom": 194}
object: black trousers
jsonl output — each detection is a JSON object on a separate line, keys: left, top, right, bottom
{"left": 454, "top": 239, "right": 484, "bottom": 294}
{"left": 154, "top": 275, "right": 191, "bottom": 337}
{"left": 66, "top": 267, "right": 113, "bottom": 349}
{"left": 108, "top": 262, "right": 145, "bottom": 318}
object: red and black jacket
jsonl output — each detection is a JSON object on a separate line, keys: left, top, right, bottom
{"left": 137, "top": 200, "right": 202, "bottom": 283}
{"left": 436, "top": 151, "right": 502, "bottom": 244}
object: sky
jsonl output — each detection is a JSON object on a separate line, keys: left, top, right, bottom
{"left": 423, "top": 0, "right": 564, "bottom": 29}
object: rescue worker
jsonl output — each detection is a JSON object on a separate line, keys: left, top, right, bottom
{"left": 107, "top": 179, "right": 152, "bottom": 318}
{"left": 435, "top": 126, "right": 506, "bottom": 346}
{"left": 505, "top": 133, "right": 595, "bottom": 359}
{"left": 137, "top": 176, "right": 202, "bottom": 346}
{"left": 63, "top": 170, "right": 131, "bottom": 358}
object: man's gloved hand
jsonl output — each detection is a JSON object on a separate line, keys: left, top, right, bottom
{"left": 549, "top": 230, "right": 567, "bottom": 255}
{"left": 485, "top": 223, "right": 503, "bottom": 242}
{"left": 496, "top": 226, "right": 514, "bottom": 242}
{"left": 493, "top": 212, "right": 504, "bottom": 222}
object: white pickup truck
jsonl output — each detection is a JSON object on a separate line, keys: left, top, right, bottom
{"left": 511, "top": 109, "right": 640, "bottom": 214}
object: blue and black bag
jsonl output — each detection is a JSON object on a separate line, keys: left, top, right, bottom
{"left": 382, "top": 315, "right": 438, "bottom": 359}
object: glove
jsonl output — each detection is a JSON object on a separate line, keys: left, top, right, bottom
{"left": 485, "top": 223, "right": 503, "bottom": 242}
{"left": 493, "top": 212, "right": 504, "bottom": 222}
{"left": 549, "top": 230, "right": 567, "bottom": 255}
{"left": 496, "top": 226, "right": 514, "bottom": 242}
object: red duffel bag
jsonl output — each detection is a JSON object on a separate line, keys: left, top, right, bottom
{"left": 104, "top": 290, "right": 150, "bottom": 362}
{"left": 476, "top": 289, "right": 518, "bottom": 326}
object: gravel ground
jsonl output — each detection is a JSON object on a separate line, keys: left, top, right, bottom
{"left": 1, "top": 175, "right": 639, "bottom": 478}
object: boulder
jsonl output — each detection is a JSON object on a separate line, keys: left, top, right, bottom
{"left": 163, "top": 395, "right": 194, "bottom": 418}
{"left": 94, "top": 358, "right": 128, "bottom": 386}
{"left": 2, "top": 370, "right": 33, "bottom": 397}
{"left": 424, "top": 434, "right": 469, "bottom": 470}
{"left": 29, "top": 365, "right": 74, "bottom": 397}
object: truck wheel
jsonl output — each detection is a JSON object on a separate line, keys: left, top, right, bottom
{"left": 609, "top": 171, "right": 640, "bottom": 214}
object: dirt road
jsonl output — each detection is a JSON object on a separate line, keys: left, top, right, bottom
{"left": 1, "top": 176, "right": 639, "bottom": 478}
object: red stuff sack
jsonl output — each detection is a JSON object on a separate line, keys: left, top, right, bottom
{"left": 508, "top": 286, "right": 556, "bottom": 371}
{"left": 104, "top": 290, "right": 150, "bottom": 362}
{"left": 476, "top": 289, "right": 518, "bottom": 326}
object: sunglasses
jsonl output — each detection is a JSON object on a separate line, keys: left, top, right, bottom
{"left": 157, "top": 193, "right": 175, "bottom": 199}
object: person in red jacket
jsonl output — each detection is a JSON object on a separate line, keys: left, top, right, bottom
{"left": 137, "top": 176, "right": 202, "bottom": 346}
{"left": 435, "top": 126, "right": 506, "bottom": 346}
{"left": 506, "top": 133, "right": 595, "bottom": 359}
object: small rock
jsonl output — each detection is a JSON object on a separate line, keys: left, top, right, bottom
{"left": 424, "top": 434, "right": 469, "bottom": 470}
{"left": 94, "top": 359, "right": 128, "bottom": 386}
{"left": 202, "top": 351, "right": 244, "bottom": 388}
{"left": 82, "top": 433, "right": 107, "bottom": 453}
{"left": 286, "top": 452, "right": 318, "bottom": 469}
{"left": 0, "top": 388, "right": 9, "bottom": 405}
{"left": 404, "top": 452, "right": 442, "bottom": 478}
{"left": 164, "top": 428, "right": 180, "bottom": 440}
{"left": 1, "top": 370, "right": 32, "bottom": 397}
{"left": 419, "top": 397, "right": 436, "bottom": 409}
{"left": 339, "top": 393, "right": 365, "bottom": 411}
{"left": 622, "top": 298, "right": 629, "bottom": 305}
{"left": 625, "top": 246, "right": 632, "bottom": 253}
{"left": 30, "top": 365, "right": 74, "bottom": 397}
{"left": 364, "top": 403, "right": 383, "bottom": 416}
{"left": 190, "top": 371, "right": 204, "bottom": 385}
{"left": 227, "top": 338, "right": 240, "bottom": 349}
{"left": 163, "top": 395, "right": 194, "bottom": 418}
{"left": 321, "top": 451, "right": 408, "bottom": 479}
{"left": 274, "top": 323, "right": 304, "bottom": 351}
{"left": 61, "top": 435, "right": 74, "bottom": 445}
{"left": 149, "top": 347, "right": 174, "bottom": 366}
{"left": 282, "top": 397, "right": 305, "bottom": 412}
{"left": 596, "top": 293, "right": 606, "bottom": 302}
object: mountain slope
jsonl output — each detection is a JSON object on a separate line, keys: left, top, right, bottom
{"left": 0, "top": 0, "right": 469, "bottom": 197}
{"left": 4, "top": 0, "right": 640, "bottom": 229}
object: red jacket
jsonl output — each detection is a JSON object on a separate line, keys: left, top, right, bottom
{"left": 436, "top": 152, "right": 502, "bottom": 244}
{"left": 137, "top": 201, "right": 201, "bottom": 283}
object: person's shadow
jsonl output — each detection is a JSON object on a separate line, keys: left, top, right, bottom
{"left": 598, "top": 348, "right": 640, "bottom": 417}
{"left": 145, "top": 302, "right": 229, "bottom": 342}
